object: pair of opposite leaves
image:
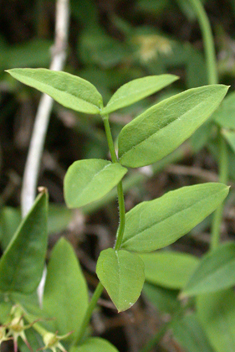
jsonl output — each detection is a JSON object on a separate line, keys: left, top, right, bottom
{"left": 6, "top": 69, "right": 229, "bottom": 312}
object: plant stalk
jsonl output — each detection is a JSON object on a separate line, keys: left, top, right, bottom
{"left": 75, "top": 116, "right": 126, "bottom": 345}
{"left": 188, "top": 0, "right": 218, "bottom": 85}
{"left": 74, "top": 282, "right": 104, "bottom": 345}
{"left": 188, "top": 0, "right": 228, "bottom": 250}
{"left": 103, "top": 116, "right": 126, "bottom": 250}
{"left": 210, "top": 134, "right": 228, "bottom": 250}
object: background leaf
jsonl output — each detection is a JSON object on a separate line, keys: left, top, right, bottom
{"left": 197, "top": 290, "right": 235, "bottom": 352}
{"left": 7, "top": 68, "right": 103, "bottom": 114}
{"left": 118, "top": 85, "right": 228, "bottom": 167}
{"left": 122, "top": 183, "right": 229, "bottom": 252}
{"left": 102, "top": 74, "right": 178, "bottom": 115}
{"left": 43, "top": 238, "right": 89, "bottom": 342}
{"left": 140, "top": 251, "right": 199, "bottom": 289}
{"left": 143, "top": 283, "right": 180, "bottom": 314}
{"left": 182, "top": 242, "right": 235, "bottom": 296}
{"left": 172, "top": 313, "right": 214, "bottom": 352}
{"left": 0, "top": 191, "right": 48, "bottom": 293}
{"left": 70, "top": 337, "right": 119, "bottom": 352}
{"left": 213, "top": 92, "right": 235, "bottom": 129}
{"left": 64, "top": 159, "right": 127, "bottom": 208}
{"left": 96, "top": 248, "right": 145, "bottom": 312}
{"left": 223, "top": 130, "right": 235, "bottom": 154}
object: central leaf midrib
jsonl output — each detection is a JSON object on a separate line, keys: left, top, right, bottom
{"left": 123, "top": 189, "right": 223, "bottom": 245}
{"left": 75, "top": 163, "right": 111, "bottom": 201}
{"left": 120, "top": 96, "right": 209, "bottom": 159}
{"left": 21, "top": 75, "right": 101, "bottom": 110}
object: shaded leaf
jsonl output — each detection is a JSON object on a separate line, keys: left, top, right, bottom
{"left": 43, "top": 238, "right": 89, "bottom": 342}
{"left": 122, "top": 183, "right": 229, "bottom": 252}
{"left": 0, "top": 206, "right": 21, "bottom": 250}
{"left": 64, "top": 159, "right": 127, "bottom": 208}
{"left": 102, "top": 75, "right": 178, "bottom": 115}
{"left": 6, "top": 68, "right": 103, "bottom": 114}
{"left": 182, "top": 242, "right": 235, "bottom": 296}
{"left": 214, "top": 92, "right": 235, "bottom": 129}
{"left": 172, "top": 313, "right": 214, "bottom": 352}
{"left": 223, "top": 130, "right": 235, "bottom": 154}
{"left": 143, "top": 283, "right": 179, "bottom": 314}
{"left": 96, "top": 248, "right": 145, "bottom": 312}
{"left": 140, "top": 251, "right": 199, "bottom": 289}
{"left": 197, "top": 290, "right": 235, "bottom": 352}
{"left": 70, "top": 337, "right": 119, "bottom": 352}
{"left": 48, "top": 204, "right": 72, "bottom": 234}
{"left": 0, "top": 191, "right": 48, "bottom": 293}
{"left": 118, "top": 85, "right": 228, "bottom": 167}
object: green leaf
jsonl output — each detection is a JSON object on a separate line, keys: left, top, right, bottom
{"left": 172, "top": 314, "right": 214, "bottom": 352}
{"left": 143, "top": 283, "right": 180, "bottom": 314}
{"left": 0, "top": 191, "right": 48, "bottom": 293}
{"left": 70, "top": 337, "right": 119, "bottom": 352}
{"left": 214, "top": 92, "right": 235, "bottom": 129}
{"left": 223, "top": 130, "right": 235, "bottom": 154}
{"left": 64, "top": 159, "right": 127, "bottom": 208}
{"left": 182, "top": 242, "right": 235, "bottom": 296}
{"left": 6, "top": 68, "right": 103, "bottom": 114}
{"left": 43, "top": 238, "right": 89, "bottom": 342}
{"left": 118, "top": 85, "right": 228, "bottom": 167}
{"left": 102, "top": 75, "right": 178, "bottom": 115}
{"left": 197, "top": 290, "right": 235, "bottom": 352}
{"left": 140, "top": 251, "right": 199, "bottom": 289}
{"left": 122, "top": 183, "right": 229, "bottom": 252}
{"left": 96, "top": 248, "right": 145, "bottom": 312}
{"left": 48, "top": 204, "right": 72, "bottom": 234}
{"left": 0, "top": 206, "right": 21, "bottom": 250}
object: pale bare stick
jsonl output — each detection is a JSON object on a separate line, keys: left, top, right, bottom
{"left": 21, "top": 0, "right": 70, "bottom": 217}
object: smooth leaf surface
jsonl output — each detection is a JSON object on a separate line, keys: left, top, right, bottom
{"left": 118, "top": 85, "right": 228, "bottom": 167}
{"left": 172, "top": 314, "right": 214, "bottom": 352}
{"left": 143, "top": 283, "right": 180, "bottom": 314}
{"left": 70, "top": 337, "right": 119, "bottom": 352}
{"left": 197, "top": 290, "right": 235, "bottom": 352}
{"left": 0, "top": 206, "right": 21, "bottom": 250}
{"left": 43, "top": 238, "right": 89, "bottom": 342}
{"left": 214, "top": 92, "right": 235, "bottom": 129}
{"left": 140, "top": 251, "right": 199, "bottom": 289}
{"left": 122, "top": 183, "right": 229, "bottom": 252}
{"left": 223, "top": 130, "right": 235, "bottom": 154}
{"left": 48, "top": 204, "right": 72, "bottom": 234}
{"left": 7, "top": 68, "right": 103, "bottom": 114}
{"left": 183, "top": 242, "right": 235, "bottom": 296}
{"left": 96, "top": 248, "right": 145, "bottom": 312}
{"left": 0, "top": 191, "right": 48, "bottom": 293}
{"left": 64, "top": 159, "right": 127, "bottom": 208}
{"left": 102, "top": 74, "right": 178, "bottom": 115}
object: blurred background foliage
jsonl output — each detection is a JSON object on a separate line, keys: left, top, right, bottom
{"left": 1, "top": 0, "right": 235, "bottom": 351}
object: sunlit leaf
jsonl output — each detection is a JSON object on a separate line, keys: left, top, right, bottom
{"left": 118, "top": 85, "right": 228, "bottom": 167}
{"left": 64, "top": 159, "right": 127, "bottom": 208}
{"left": 6, "top": 68, "right": 103, "bottom": 114}
{"left": 122, "top": 183, "right": 229, "bottom": 252}
{"left": 102, "top": 75, "right": 178, "bottom": 115}
{"left": 96, "top": 248, "right": 145, "bottom": 312}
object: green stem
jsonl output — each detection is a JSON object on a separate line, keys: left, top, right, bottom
{"left": 103, "top": 116, "right": 126, "bottom": 250}
{"left": 188, "top": 0, "right": 228, "bottom": 250}
{"left": 188, "top": 0, "right": 218, "bottom": 85}
{"left": 140, "top": 322, "right": 170, "bottom": 352}
{"left": 74, "top": 282, "right": 104, "bottom": 345}
{"left": 140, "top": 300, "right": 190, "bottom": 352}
{"left": 210, "top": 134, "right": 228, "bottom": 250}
{"left": 75, "top": 116, "right": 126, "bottom": 345}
